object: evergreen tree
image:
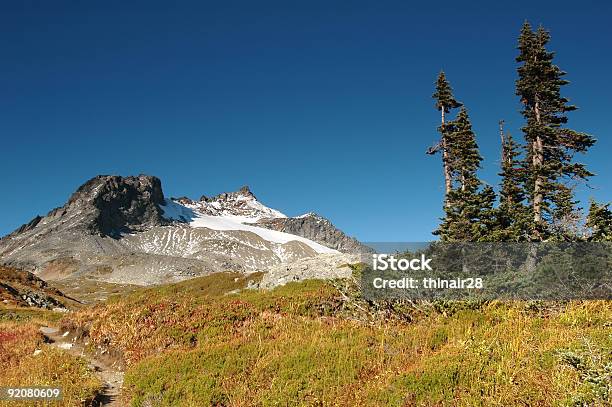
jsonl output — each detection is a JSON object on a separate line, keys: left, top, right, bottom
{"left": 475, "top": 185, "right": 498, "bottom": 241}
{"left": 586, "top": 200, "right": 612, "bottom": 241}
{"left": 448, "top": 107, "right": 481, "bottom": 191}
{"left": 551, "top": 184, "right": 576, "bottom": 221}
{"left": 499, "top": 130, "right": 524, "bottom": 209}
{"left": 430, "top": 72, "right": 462, "bottom": 205}
{"left": 548, "top": 184, "right": 585, "bottom": 240}
{"left": 434, "top": 108, "right": 496, "bottom": 241}
{"left": 433, "top": 71, "right": 462, "bottom": 124}
{"left": 493, "top": 125, "right": 530, "bottom": 241}
{"left": 515, "top": 22, "right": 596, "bottom": 240}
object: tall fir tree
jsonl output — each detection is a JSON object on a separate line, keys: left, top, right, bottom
{"left": 493, "top": 124, "right": 530, "bottom": 241}
{"left": 431, "top": 71, "right": 462, "bottom": 206}
{"left": 586, "top": 200, "right": 612, "bottom": 241}
{"left": 515, "top": 21, "right": 596, "bottom": 240}
{"left": 434, "top": 107, "right": 496, "bottom": 241}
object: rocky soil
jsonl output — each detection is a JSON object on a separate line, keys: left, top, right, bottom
{"left": 40, "top": 326, "right": 124, "bottom": 406}
{"left": 0, "top": 265, "right": 73, "bottom": 309}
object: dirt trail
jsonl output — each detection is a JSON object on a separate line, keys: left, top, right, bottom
{"left": 39, "top": 326, "right": 124, "bottom": 406}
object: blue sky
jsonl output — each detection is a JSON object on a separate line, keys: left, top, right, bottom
{"left": 0, "top": 1, "right": 610, "bottom": 241}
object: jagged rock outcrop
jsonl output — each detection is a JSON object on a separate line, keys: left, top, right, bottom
{"left": 254, "top": 213, "right": 373, "bottom": 254}
{"left": 13, "top": 216, "right": 43, "bottom": 235}
{"left": 66, "top": 174, "right": 167, "bottom": 236}
{"left": 0, "top": 265, "right": 71, "bottom": 310}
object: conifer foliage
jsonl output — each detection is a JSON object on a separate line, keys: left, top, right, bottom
{"left": 430, "top": 72, "right": 462, "bottom": 205}
{"left": 515, "top": 22, "right": 596, "bottom": 239}
{"left": 494, "top": 127, "right": 530, "bottom": 241}
{"left": 430, "top": 21, "right": 601, "bottom": 244}
{"left": 434, "top": 108, "right": 495, "bottom": 241}
{"left": 586, "top": 200, "right": 612, "bottom": 241}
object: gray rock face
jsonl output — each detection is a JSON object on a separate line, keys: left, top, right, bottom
{"left": 66, "top": 174, "right": 166, "bottom": 236}
{"left": 205, "top": 185, "right": 256, "bottom": 202}
{"left": 254, "top": 213, "right": 373, "bottom": 254}
{"left": 256, "top": 253, "right": 358, "bottom": 289}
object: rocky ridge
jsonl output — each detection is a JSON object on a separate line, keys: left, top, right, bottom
{"left": 0, "top": 265, "right": 72, "bottom": 310}
{"left": 253, "top": 213, "right": 373, "bottom": 254}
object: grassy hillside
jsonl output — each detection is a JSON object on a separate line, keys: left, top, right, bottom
{"left": 60, "top": 273, "right": 611, "bottom": 406}
{"left": 0, "top": 265, "right": 79, "bottom": 309}
{"left": 0, "top": 313, "right": 102, "bottom": 407}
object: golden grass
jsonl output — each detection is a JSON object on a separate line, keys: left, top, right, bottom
{"left": 60, "top": 273, "right": 612, "bottom": 406}
{"left": 0, "top": 317, "right": 102, "bottom": 407}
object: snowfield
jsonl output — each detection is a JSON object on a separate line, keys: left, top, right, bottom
{"left": 161, "top": 200, "right": 338, "bottom": 254}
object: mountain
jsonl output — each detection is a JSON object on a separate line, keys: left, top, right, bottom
{"left": 0, "top": 175, "right": 369, "bottom": 285}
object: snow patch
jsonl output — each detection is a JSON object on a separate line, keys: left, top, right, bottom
{"left": 161, "top": 200, "right": 337, "bottom": 254}
{"left": 160, "top": 200, "right": 195, "bottom": 222}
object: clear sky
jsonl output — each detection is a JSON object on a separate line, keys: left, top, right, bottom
{"left": 1, "top": 0, "right": 610, "bottom": 241}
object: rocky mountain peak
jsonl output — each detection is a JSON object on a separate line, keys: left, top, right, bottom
{"left": 207, "top": 185, "right": 256, "bottom": 202}
{"left": 296, "top": 212, "right": 327, "bottom": 222}
{"left": 171, "top": 185, "right": 284, "bottom": 221}
{"left": 67, "top": 175, "right": 164, "bottom": 207}
{"left": 65, "top": 175, "right": 167, "bottom": 237}
{"left": 11, "top": 174, "right": 167, "bottom": 239}
{"left": 238, "top": 185, "right": 254, "bottom": 197}
{"left": 197, "top": 186, "right": 255, "bottom": 203}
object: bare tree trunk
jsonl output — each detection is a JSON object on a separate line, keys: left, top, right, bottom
{"left": 442, "top": 144, "right": 452, "bottom": 200}
{"left": 499, "top": 120, "right": 512, "bottom": 207}
{"left": 441, "top": 108, "right": 452, "bottom": 206}
{"left": 499, "top": 120, "right": 506, "bottom": 163}
{"left": 533, "top": 100, "right": 544, "bottom": 232}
